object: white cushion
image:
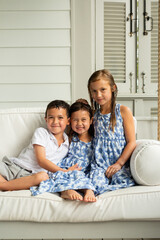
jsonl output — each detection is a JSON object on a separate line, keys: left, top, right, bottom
{"left": 130, "top": 140, "right": 160, "bottom": 185}
{"left": 0, "top": 186, "right": 160, "bottom": 222}
{"left": 0, "top": 108, "right": 46, "bottom": 160}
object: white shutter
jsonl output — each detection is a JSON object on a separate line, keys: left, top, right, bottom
{"left": 151, "top": 0, "right": 158, "bottom": 84}
{"left": 138, "top": 0, "right": 158, "bottom": 95}
{"left": 104, "top": 2, "right": 126, "bottom": 83}
{"left": 96, "top": 0, "right": 136, "bottom": 94}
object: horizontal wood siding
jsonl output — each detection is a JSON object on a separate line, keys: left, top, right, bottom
{"left": 0, "top": 66, "right": 70, "bottom": 83}
{"left": 0, "top": 0, "right": 71, "bottom": 108}
{"left": 0, "top": 12, "right": 70, "bottom": 29}
{"left": 0, "top": 0, "right": 70, "bottom": 10}
{"left": 0, "top": 30, "right": 70, "bottom": 47}
{"left": 0, "top": 48, "right": 70, "bottom": 65}
{"left": 0, "top": 84, "right": 71, "bottom": 101}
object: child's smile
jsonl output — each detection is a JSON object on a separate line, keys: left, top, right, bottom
{"left": 45, "top": 108, "right": 70, "bottom": 137}
{"left": 71, "top": 110, "right": 92, "bottom": 138}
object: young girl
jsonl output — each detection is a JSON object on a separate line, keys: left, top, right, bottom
{"left": 31, "top": 99, "right": 96, "bottom": 202}
{"left": 88, "top": 69, "right": 136, "bottom": 195}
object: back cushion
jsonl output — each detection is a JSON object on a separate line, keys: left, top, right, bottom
{"left": 0, "top": 108, "right": 46, "bottom": 160}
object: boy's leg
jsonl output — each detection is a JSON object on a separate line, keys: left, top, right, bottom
{"left": 0, "top": 175, "right": 7, "bottom": 183}
{"left": 0, "top": 172, "right": 49, "bottom": 191}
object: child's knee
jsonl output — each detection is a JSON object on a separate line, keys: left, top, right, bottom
{"left": 36, "top": 171, "right": 49, "bottom": 182}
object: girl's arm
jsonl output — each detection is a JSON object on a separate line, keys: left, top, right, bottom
{"left": 106, "top": 105, "right": 136, "bottom": 178}
{"left": 34, "top": 144, "right": 81, "bottom": 173}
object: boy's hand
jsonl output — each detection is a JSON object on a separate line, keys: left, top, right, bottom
{"left": 67, "top": 163, "right": 82, "bottom": 171}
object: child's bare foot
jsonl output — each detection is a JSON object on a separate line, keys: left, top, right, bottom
{"left": 61, "top": 190, "right": 83, "bottom": 201}
{"left": 83, "top": 189, "right": 96, "bottom": 202}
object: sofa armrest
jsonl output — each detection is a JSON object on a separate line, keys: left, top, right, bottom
{"left": 136, "top": 139, "right": 160, "bottom": 146}
{"left": 130, "top": 139, "right": 160, "bottom": 185}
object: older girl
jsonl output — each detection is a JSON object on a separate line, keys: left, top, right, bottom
{"left": 88, "top": 69, "right": 136, "bottom": 195}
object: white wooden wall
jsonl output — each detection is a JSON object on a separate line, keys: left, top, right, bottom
{"left": 0, "top": 0, "right": 71, "bottom": 108}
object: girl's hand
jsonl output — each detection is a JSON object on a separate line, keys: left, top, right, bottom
{"left": 105, "top": 162, "right": 122, "bottom": 178}
{"left": 67, "top": 163, "right": 82, "bottom": 171}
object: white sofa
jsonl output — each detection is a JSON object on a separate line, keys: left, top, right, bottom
{"left": 0, "top": 108, "right": 160, "bottom": 239}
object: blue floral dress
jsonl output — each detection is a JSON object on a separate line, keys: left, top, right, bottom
{"left": 90, "top": 104, "right": 135, "bottom": 196}
{"left": 30, "top": 135, "right": 95, "bottom": 196}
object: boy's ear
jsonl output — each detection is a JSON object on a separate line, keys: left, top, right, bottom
{"left": 45, "top": 117, "right": 47, "bottom": 123}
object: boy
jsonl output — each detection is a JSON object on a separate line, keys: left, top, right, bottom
{"left": 0, "top": 100, "right": 80, "bottom": 191}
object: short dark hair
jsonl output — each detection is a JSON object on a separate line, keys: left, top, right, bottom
{"left": 45, "top": 100, "right": 70, "bottom": 118}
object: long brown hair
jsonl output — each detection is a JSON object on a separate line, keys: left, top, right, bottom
{"left": 88, "top": 69, "right": 118, "bottom": 131}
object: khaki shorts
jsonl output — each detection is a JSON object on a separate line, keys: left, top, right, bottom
{"left": 0, "top": 156, "right": 32, "bottom": 181}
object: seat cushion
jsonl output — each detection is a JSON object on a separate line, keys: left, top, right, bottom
{"left": 0, "top": 186, "right": 160, "bottom": 222}
{"left": 130, "top": 140, "right": 160, "bottom": 185}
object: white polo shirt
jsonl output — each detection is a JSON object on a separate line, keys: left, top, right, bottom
{"left": 10, "top": 127, "right": 69, "bottom": 173}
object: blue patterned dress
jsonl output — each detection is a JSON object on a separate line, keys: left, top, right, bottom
{"left": 30, "top": 135, "right": 95, "bottom": 196}
{"left": 90, "top": 104, "right": 135, "bottom": 196}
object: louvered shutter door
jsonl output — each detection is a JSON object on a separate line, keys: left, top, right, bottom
{"left": 104, "top": 2, "right": 126, "bottom": 83}
{"left": 96, "top": 0, "right": 136, "bottom": 94}
{"left": 138, "top": 0, "right": 158, "bottom": 94}
{"left": 151, "top": 1, "right": 158, "bottom": 84}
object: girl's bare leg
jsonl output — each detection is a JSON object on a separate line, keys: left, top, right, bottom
{"left": 0, "top": 172, "right": 49, "bottom": 191}
{"left": 83, "top": 189, "right": 97, "bottom": 202}
{"left": 61, "top": 189, "right": 83, "bottom": 201}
